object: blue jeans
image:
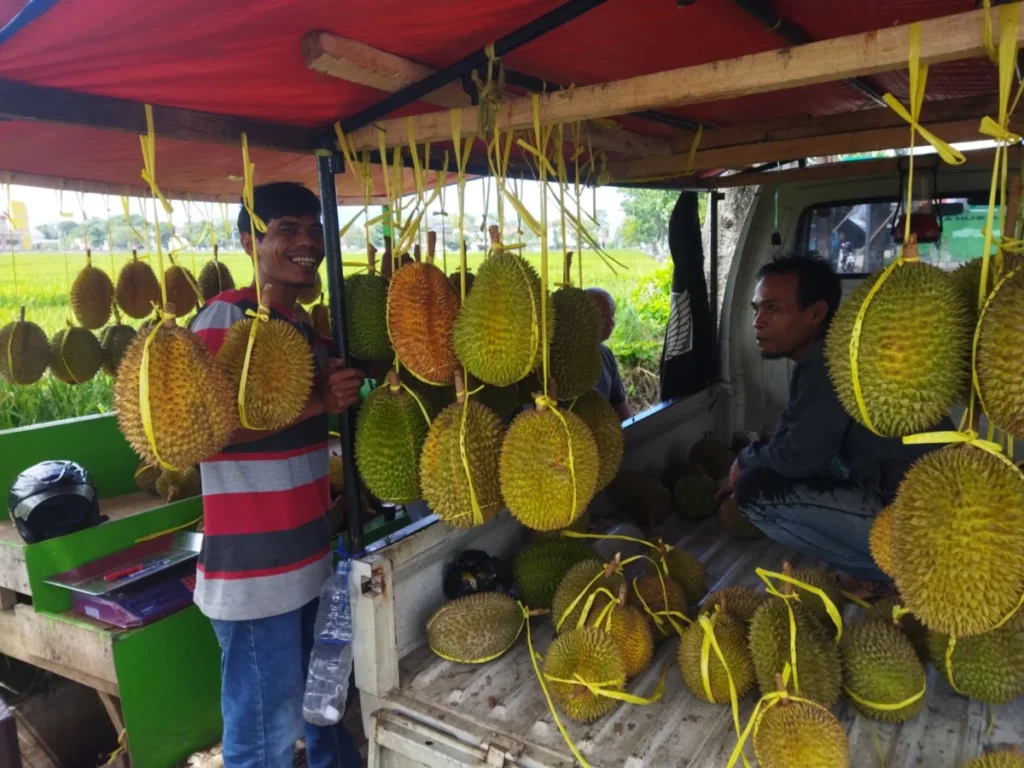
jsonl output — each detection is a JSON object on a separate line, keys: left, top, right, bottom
{"left": 735, "top": 466, "right": 888, "bottom": 582}
{"left": 210, "top": 598, "right": 362, "bottom": 768}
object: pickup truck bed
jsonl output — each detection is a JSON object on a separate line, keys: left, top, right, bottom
{"left": 365, "top": 515, "right": 1024, "bottom": 768}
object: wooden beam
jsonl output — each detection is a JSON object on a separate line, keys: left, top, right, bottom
{"left": 346, "top": 6, "right": 1022, "bottom": 151}
{"left": 304, "top": 31, "right": 670, "bottom": 158}
{"left": 668, "top": 94, "right": 999, "bottom": 154}
{"left": 0, "top": 80, "right": 319, "bottom": 153}
{"left": 0, "top": 171, "right": 238, "bottom": 204}
{"left": 607, "top": 115, "right": 1021, "bottom": 180}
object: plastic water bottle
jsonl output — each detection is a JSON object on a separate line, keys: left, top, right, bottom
{"left": 303, "top": 547, "right": 354, "bottom": 726}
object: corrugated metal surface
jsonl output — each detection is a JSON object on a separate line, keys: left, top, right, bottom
{"left": 389, "top": 517, "right": 1024, "bottom": 767}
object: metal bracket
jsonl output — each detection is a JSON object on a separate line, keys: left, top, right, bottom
{"left": 484, "top": 733, "right": 524, "bottom": 766}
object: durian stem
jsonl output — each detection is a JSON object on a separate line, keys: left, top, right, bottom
{"left": 213, "top": 243, "right": 219, "bottom": 262}
{"left": 367, "top": 243, "right": 377, "bottom": 276}
{"left": 617, "top": 583, "right": 627, "bottom": 606}
{"left": 488, "top": 224, "right": 500, "bottom": 247}
{"left": 774, "top": 673, "right": 788, "bottom": 701}
{"left": 427, "top": 231, "right": 436, "bottom": 264}
{"left": 782, "top": 562, "right": 795, "bottom": 596}
{"left": 132, "top": 248, "right": 138, "bottom": 262}
{"left": 386, "top": 370, "right": 400, "bottom": 392}
{"left": 413, "top": 243, "right": 421, "bottom": 263}
{"left": 383, "top": 235, "right": 393, "bottom": 274}
{"left": 162, "top": 303, "right": 177, "bottom": 327}
{"left": 454, "top": 370, "right": 466, "bottom": 404}
{"left": 604, "top": 553, "right": 621, "bottom": 578}
{"left": 563, "top": 250, "right": 574, "bottom": 287}
{"left": 1000, "top": 174, "right": 1021, "bottom": 272}
{"left": 18, "top": 306, "right": 25, "bottom": 323}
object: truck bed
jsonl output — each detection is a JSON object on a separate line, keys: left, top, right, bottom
{"left": 376, "top": 516, "right": 1024, "bottom": 767}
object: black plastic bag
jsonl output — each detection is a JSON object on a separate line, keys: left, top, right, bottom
{"left": 443, "top": 549, "right": 517, "bottom": 600}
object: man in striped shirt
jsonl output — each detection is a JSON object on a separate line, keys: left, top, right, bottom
{"left": 192, "top": 182, "right": 365, "bottom": 768}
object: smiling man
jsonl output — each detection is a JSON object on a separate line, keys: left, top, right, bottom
{"left": 716, "top": 255, "right": 947, "bottom": 586}
{"left": 191, "top": 182, "right": 365, "bottom": 768}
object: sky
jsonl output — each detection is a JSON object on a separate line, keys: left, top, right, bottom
{"left": 6, "top": 177, "right": 627, "bottom": 237}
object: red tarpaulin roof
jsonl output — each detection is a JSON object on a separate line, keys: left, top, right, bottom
{"left": 0, "top": 0, "right": 995, "bottom": 199}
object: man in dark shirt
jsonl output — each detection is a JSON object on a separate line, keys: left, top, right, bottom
{"left": 717, "top": 256, "right": 947, "bottom": 582}
{"left": 586, "top": 287, "right": 633, "bottom": 421}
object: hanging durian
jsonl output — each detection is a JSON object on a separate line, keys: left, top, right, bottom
{"left": 49, "top": 326, "right": 102, "bottom": 384}
{"left": 197, "top": 246, "right": 235, "bottom": 301}
{"left": 297, "top": 271, "right": 322, "bottom": 306}
{"left": 550, "top": 253, "right": 602, "bottom": 398}
{"left": 156, "top": 466, "right": 202, "bottom": 503}
{"left": 419, "top": 371, "right": 504, "bottom": 528}
{"left": 345, "top": 244, "right": 391, "bottom": 360}
{"left": 114, "top": 307, "right": 237, "bottom": 468}
{"left": 976, "top": 264, "right": 1024, "bottom": 438}
{"left": 134, "top": 460, "right": 160, "bottom": 495}
{"left": 0, "top": 307, "right": 50, "bottom": 385}
{"left": 69, "top": 252, "right": 114, "bottom": 330}
{"left": 115, "top": 250, "right": 161, "bottom": 319}
{"left": 165, "top": 263, "right": 200, "bottom": 316}
{"left": 354, "top": 371, "right": 430, "bottom": 504}
{"left": 825, "top": 236, "right": 970, "bottom": 436}
{"left": 99, "top": 318, "right": 137, "bottom": 376}
{"left": 216, "top": 285, "right": 314, "bottom": 431}
{"left": 454, "top": 226, "right": 555, "bottom": 387}
{"left": 387, "top": 260, "right": 460, "bottom": 385}
{"left": 310, "top": 293, "right": 332, "bottom": 338}
{"left": 569, "top": 390, "right": 623, "bottom": 492}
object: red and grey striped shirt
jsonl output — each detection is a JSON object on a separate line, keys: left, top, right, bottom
{"left": 191, "top": 287, "right": 332, "bottom": 621}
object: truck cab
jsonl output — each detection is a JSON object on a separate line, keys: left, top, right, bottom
{"left": 349, "top": 154, "right": 1024, "bottom": 768}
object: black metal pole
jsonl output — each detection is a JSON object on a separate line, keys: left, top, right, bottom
{"left": 318, "top": 154, "right": 364, "bottom": 555}
{"left": 709, "top": 191, "right": 723, "bottom": 383}
{"left": 339, "top": 0, "right": 609, "bottom": 133}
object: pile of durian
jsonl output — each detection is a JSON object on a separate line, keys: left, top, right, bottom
{"left": 352, "top": 226, "right": 624, "bottom": 532}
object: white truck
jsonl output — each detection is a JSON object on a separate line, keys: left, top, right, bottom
{"left": 348, "top": 156, "right": 1024, "bottom": 767}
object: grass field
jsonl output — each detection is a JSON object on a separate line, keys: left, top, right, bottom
{"left": 1, "top": 247, "right": 663, "bottom": 428}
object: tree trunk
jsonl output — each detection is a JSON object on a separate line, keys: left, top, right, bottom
{"left": 703, "top": 186, "right": 757, "bottom": 326}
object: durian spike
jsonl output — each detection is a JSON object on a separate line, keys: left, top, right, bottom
{"left": 563, "top": 250, "right": 574, "bottom": 286}
{"left": 604, "top": 553, "right": 621, "bottom": 578}
{"left": 454, "top": 369, "right": 466, "bottom": 404}
{"left": 367, "top": 243, "right": 377, "bottom": 276}
{"left": 427, "top": 231, "right": 437, "bottom": 264}
{"left": 414, "top": 243, "right": 422, "bottom": 263}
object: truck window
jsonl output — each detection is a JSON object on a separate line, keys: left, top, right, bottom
{"left": 802, "top": 197, "right": 1000, "bottom": 275}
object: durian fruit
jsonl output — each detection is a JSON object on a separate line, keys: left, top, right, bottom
{"left": 753, "top": 687, "right": 850, "bottom": 768}
{"left": 420, "top": 373, "right": 504, "bottom": 529}
{"left": 426, "top": 592, "right": 525, "bottom": 664}
{"left": 864, "top": 597, "right": 928, "bottom": 661}
{"left": 156, "top": 467, "right": 201, "bottom": 503}
{"left": 499, "top": 402, "right": 599, "bottom": 531}
{"left": 329, "top": 453, "right": 344, "bottom": 495}
{"left": 700, "top": 586, "right": 767, "bottom": 625}
{"left": 0, "top": 307, "right": 49, "bottom": 384}
{"left": 165, "top": 264, "right": 200, "bottom": 316}
{"left": 869, "top": 506, "right": 895, "bottom": 578}
{"left": 354, "top": 372, "right": 430, "bottom": 504}
{"left": 216, "top": 290, "right": 314, "bottom": 431}
{"left": 513, "top": 538, "right": 596, "bottom": 610}
{"left": 49, "top": 326, "right": 102, "bottom": 384}
{"left": 134, "top": 461, "right": 160, "bottom": 495}
{"left": 659, "top": 541, "right": 708, "bottom": 607}
{"left": 298, "top": 271, "right": 323, "bottom": 305}
{"left": 630, "top": 573, "right": 688, "bottom": 640}
{"left": 605, "top": 471, "right": 674, "bottom": 527}
{"left": 678, "top": 603, "right": 755, "bottom": 703}
{"left": 99, "top": 322, "right": 137, "bottom": 376}
{"left": 400, "top": 366, "right": 456, "bottom": 416}
{"left": 824, "top": 255, "right": 970, "bottom": 436}
{"left": 450, "top": 270, "right": 475, "bottom": 296}
{"left": 663, "top": 454, "right": 711, "bottom": 488}
{"left": 551, "top": 558, "right": 625, "bottom": 634}
{"left": 115, "top": 252, "right": 161, "bottom": 319}
{"left": 388, "top": 262, "right": 460, "bottom": 384}
{"left": 570, "top": 390, "right": 624, "bottom": 492}
{"left": 966, "top": 750, "right": 1024, "bottom": 768}
{"left": 543, "top": 627, "right": 626, "bottom": 723}
{"left": 589, "top": 584, "right": 654, "bottom": 679}
{"left": 69, "top": 255, "right": 114, "bottom": 329}
{"left": 470, "top": 376, "right": 520, "bottom": 423}
{"left": 197, "top": 251, "right": 235, "bottom": 301}
{"left": 310, "top": 294, "right": 332, "bottom": 338}
{"left": 840, "top": 619, "right": 926, "bottom": 722}
{"left": 689, "top": 435, "right": 733, "bottom": 479}
{"left": 673, "top": 474, "right": 719, "bottom": 520}
{"left": 927, "top": 621, "right": 1024, "bottom": 704}
{"left": 453, "top": 240, "right": 555, "bottom": 387}
{"left": 890, "top": 444, "right": 1024, "bottom": 637}
{"left": 976, "top": 265, "right": 1024, "bottom": 438}
{"left": 549, "top": 283, "right": 602, "bottom": 399}
{"left": 749, "top": 594, "right": 842, "bottom": 706}
{"left": 719, "top": 497, "right": 763, "bottom": 539}
{"left": 950, "top": 253, "right": 1024, "bottom": 325}
{"left": 789, "top": 567, "right": 844, "bottom": 632}
{"left": 114, "top": 315, "right": 237, "bottom": 468}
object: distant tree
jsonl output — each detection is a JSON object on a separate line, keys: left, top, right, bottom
{"left": 619, "top": 189, "right": 679, "bottom": 255}
{"left": 37, "top": 222, "right": 60, "bottom": 240}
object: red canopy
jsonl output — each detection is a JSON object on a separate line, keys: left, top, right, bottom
{"left": 0, "top": 0, "right": 993, "bottom": 199}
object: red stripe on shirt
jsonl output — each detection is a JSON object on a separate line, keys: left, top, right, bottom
{"left": 204, "top": 440, "right": 329, "bottom": 464}
{"left": 202, "top": 478, "right": 330, "bottom": 535}
{"left": 195, "top": 326, "right": 230, "bottom": 356}
{"left": 197, "top": 548, "right": 329, "bottom": 580}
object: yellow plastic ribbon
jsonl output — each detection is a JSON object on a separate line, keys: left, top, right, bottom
{"left": 698, "top": 612, "right": 752, "bottom": 768}
{"left": 139, "top": 311, "right": 177, "bottom": 470}
{"left": 843, "top": 683, "right": 926, "bottom": 713}
{"left": 684, "top": 124, "right": 704, "bottom": 176}
{"left": 236, "top": 305, "right": 270, "bottom": 430}
{"left": 757, "top": 567, "right": 843, "bottom": 644}
{"left": 457, "top": 386, "right": 485, "bottom": 527}
{"left": 139, "top": 105, "right": 174, "bottom": 216}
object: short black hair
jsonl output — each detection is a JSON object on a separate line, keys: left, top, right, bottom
{"left": 756, "top": 254, "right": 842, "bottom": 323}
{"left": 238, "top": 182, "right": 321, "bottom": 239}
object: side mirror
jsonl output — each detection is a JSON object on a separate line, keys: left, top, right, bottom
{"left": 893, "top": 213, "right": 942, "bottom": 244}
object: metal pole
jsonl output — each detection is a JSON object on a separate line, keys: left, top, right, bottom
{"left": 338, "top": 0, "right": 609, "bottom": 134}
{"left": 709, "top": 191, "right": 723, "bottom": 383}
{"left": 317, "top": 153, "right": 364, "bottom": 554}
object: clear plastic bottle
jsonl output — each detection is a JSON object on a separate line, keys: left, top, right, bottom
{"left": 303, "top": 549, "right": 354, "bottom": 726}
